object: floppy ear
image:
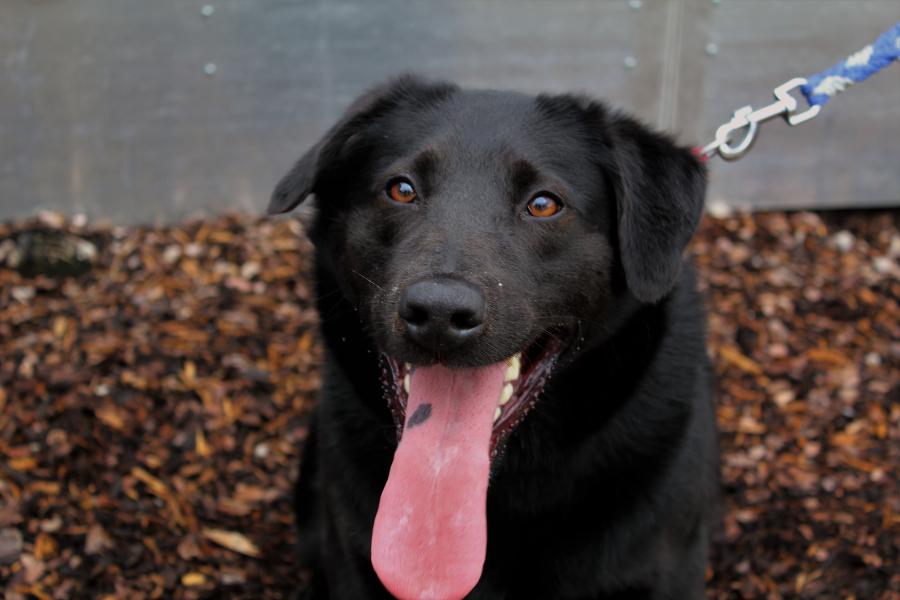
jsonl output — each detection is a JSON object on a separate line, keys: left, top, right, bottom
{"left": 268, "top": 74, "right": 457, "bottom": 215}
{"left": 608, "top": 114, "right": 706, "bottom": 303}
{"left": 268, "top": 144, "right": 320, "bottom": 215}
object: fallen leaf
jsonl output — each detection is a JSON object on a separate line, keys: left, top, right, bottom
{"left": 131, "top": 467, "right": 168, "bottom": 498}
{"left": 181, "top": 572, "right": 207, "bottom": 587}
{"left": 19, "top": 552, "right": 45, "bottom": 583}
{"left": 0, "top": 528, "right": 23, "bottom": 564}
{"left": 84, "top": 524, "right": 113, "bottom": 555}
{"left": 8, "top": 457, "right": 37, "bottom": 471}
{"left": 94, "top": 403, "right": 127, "bottom": 431}
{"left": 33, "top": 533, "right": 56, "bottom": 560}
{"left": 176, "top": 535, "right": 202, "bottom": 561}
{"left": 806, "top": 347, "right": 850, "bottom": 366}
{"left": 195, "top": 428, "right": 211, "bottom": 458}
{"left": 718, "top": 346, "right": 763, "bottom": 375}
{"left": 201, "top": 528, "right": 260, "bottom": 557}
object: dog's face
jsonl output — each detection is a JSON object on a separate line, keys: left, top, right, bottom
{"left": 270, "top": 75, "right": 705, "bottom": 599}
{"left": 331, "top": 90, "right": 616, "bottom": 370}
{"left": 271, "top": 75, "right": 705, "bottom": 447}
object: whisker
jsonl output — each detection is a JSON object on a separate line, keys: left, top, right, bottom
{"left": 353, "top": 270, "right": 385, "bottom": 291}
{"left": 534, "top": 314, "right": 609, "bottom": 331}
{"left": 315, "top": 287, "right": 345, "bottom": 302}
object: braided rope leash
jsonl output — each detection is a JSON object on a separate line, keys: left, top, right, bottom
{"left": 698, "top": 21, "right": 900, "bottom": 161}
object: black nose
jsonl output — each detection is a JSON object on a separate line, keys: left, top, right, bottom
{"left": 399, "top": 278, "right": 486, "bottom": 351}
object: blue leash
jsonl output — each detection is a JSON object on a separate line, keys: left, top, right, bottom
{"left": 802, "top": 22, "right": 900, "bottom": 107}
{"left": 699, "top": 21, "right": 900, "bottom": 161}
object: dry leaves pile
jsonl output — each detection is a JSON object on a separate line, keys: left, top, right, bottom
{"left": 0, "top": 213, "right": 320, "bottom": 599}
{"left": 0, "top": 210, "right": 897, "bottom": 599}
{"left": 694, "top": 211, "right": 899, "bottom": 599}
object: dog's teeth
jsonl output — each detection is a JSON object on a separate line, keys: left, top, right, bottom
{"left": 499, "top": 382, "right": 514, "bottom": 406}
{"left": 505, "top": 354, "right": 521, "bottom": 382}
{"left": 493, "top": 406, "right": 502, "bottom": 424}
{"left": 404, "top": 362, "right": 411, "bottom": 371}
{"left": 403, "top": 374, "right": 410, "bottom": 394}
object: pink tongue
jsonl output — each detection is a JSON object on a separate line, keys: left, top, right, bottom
{"left": 372, "top": 362, "right": 506, "bottom": 600}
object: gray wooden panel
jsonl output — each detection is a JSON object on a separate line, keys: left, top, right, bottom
{"left": 0, "top": 0, "right": 897, "bottom": 222}
{"left": 0, "top": 0, "right": 668, "bottom": 223}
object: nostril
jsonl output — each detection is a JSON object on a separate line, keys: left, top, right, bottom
{"left": 450, "top": 309, "right": 481, "bottom": 332}
{"left": 404, "top": 305, "right": 429, "bottom": 327}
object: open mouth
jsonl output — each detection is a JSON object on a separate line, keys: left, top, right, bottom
{"left": 371, "top": 330, "right": 568, "bottom": 600}
{"left": 381, "top": 330, "right": 567, "bottom": 457}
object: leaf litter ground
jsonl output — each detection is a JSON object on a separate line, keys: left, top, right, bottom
{"left": 0, "top": 210, "right": 897, "bottom": 599}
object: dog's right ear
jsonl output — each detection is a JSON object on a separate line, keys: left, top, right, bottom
{"left": 268, "top": 75, "right": 457, "bottom": 215}
{"left": 267, "top": 82, "right": 392, "bottom": 215}
{"left": 268, "top": 143, "right": 320, "bottom": 215}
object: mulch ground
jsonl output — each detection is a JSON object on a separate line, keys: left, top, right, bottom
{"left": 0, "top": 209, "right": 897, "bottom": 599}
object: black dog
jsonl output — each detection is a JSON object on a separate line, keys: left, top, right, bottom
{"left": 269, "top": 75, "right": 718, "bottom": 600}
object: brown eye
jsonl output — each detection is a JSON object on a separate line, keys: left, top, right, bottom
{"left": 526, "top": 193, "right": 563, "bottom": 218}
{"left": 386, "top": 178, "right": 417, "bottom": 204}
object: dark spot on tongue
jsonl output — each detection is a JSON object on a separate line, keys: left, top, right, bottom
{"left": 406, "top": 403, "right": 432, "bottom": 429}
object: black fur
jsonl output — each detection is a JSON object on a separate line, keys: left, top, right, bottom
{"left": 272, "top": 75, "right": 718, "bottom": 599}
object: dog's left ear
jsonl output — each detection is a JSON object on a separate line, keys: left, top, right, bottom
{"left": 608, "top": 114, "right": 706, "bottom": 303}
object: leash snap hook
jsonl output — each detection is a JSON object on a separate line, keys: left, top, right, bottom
{"left": 702, "top": 77, "right": 822, "bottom": 161}
{"left": 775, "top": 77, "right": 821, "bottom": 126}
{"left": 714, "top": 106, "right": 758, "bottom": 160}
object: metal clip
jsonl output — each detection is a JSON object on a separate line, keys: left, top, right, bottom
{"left": 700, "top": 77, "right": 821, "bottom": 161}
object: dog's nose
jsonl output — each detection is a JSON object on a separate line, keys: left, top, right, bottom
{"left": 399, "top": 278, "right": 485, "bottom": 351}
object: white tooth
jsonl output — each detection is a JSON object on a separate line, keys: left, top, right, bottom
{"left": 403, "top": 374, "right": 410, "bottom": 394}
{"left": 405, "top": 362, "right": 412, "bottom": 371}
{"left": 505, "top": 354, "right": 521, "bottom": 382}
{"left": 493, "top": 406, "right": 502, "bottom": 423}
{"left": 499, "top": 382, "right": 514, "bottom": 406}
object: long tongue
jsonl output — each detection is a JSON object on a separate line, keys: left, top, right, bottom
{"left": 372, "top": 362, "right": 506, "bottom": 600}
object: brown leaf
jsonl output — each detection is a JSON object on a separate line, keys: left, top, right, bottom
{"left": 33, "top": 533, "right": 56, "bottom": 560}
{"left": 181, "top": 572, "right": 207, "bottom": 587}
{"left": 201, "top": 528, "right": 260, "bottom": 557}
{"left": 736, "top": 415, "right": 766, "bottom": 435}
{"left": 176, "top": 535, "right": 202, "bottom": 561}
{"left": 806, "top": 347, "right": 850, "bottom": 366}
{"left": 0, "top": 528, "right": 23, "bottom": 564}
{"left": 718, "top": 346, "right": 763, "bottom": 375}
{"left": 194, "top": 428, "right": 211, "bottom": 458}
{"left": 19, "top": 552, "right": 45, "bottom": 584}
{"left": 84, "top": 524, "right": 113, "bottom": 555}
{"left": 131, "top": 467, "right": 169, "bottom": 498}
{"left": 234, "top": 483, "right": 280, "bottom": 505}
{"left": 94, "top": 403, "right": 128, "bottom": 431}
{"left": 8, "top": 456, "right": 37, "bottom": 471}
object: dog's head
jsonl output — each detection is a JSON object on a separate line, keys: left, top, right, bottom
{"left": 270, "top": 75, "right": 705, "bottom": 599}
